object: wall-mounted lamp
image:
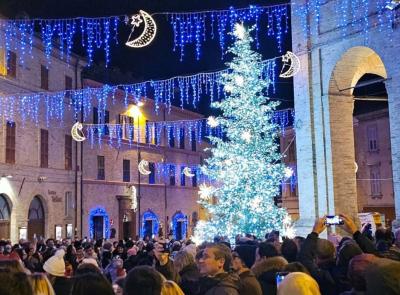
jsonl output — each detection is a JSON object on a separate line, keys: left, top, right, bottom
{"left": 1, "top": 175, "right": 12, "bottom": 179}
{"left": 386, "top": 0, "right": 400, "bottom": 10}
{"left": 38, "top": 176, "right": 47, "bottom": 182}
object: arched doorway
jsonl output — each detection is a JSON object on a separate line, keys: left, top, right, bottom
{"left": 172, "top": 211, "right": 187, "bottom": 240}
{"left": 28, "top": 196, "right": 45, "bottom": 240}
{"left": 141, "top": 210, "right": 159, "bottom": 239}
{"left": 327, "top": 46, "right": 388, "bottom": 220}
{"left": 89, "top": 207, "right": 110, "bottom": 240}
{"left": 0, "top": 194, "right": 11, "bottom": 239}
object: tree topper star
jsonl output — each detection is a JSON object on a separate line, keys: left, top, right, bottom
{"left": 131, "top": 14, "right": 143, "bottom": 27}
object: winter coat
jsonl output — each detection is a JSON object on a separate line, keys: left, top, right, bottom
{"left": 298, "top": 232, "right": 376, "bottom": 295}
{"left": 52, "top": 276, "right": 72, "bottom": 295}
{"left": 238, "top": 269, "right": 263, "bottom": 295}
{"left": 251, "top": 256, "right": 288, "bottom": 295}
{"left": 123, "top": 254, "right": 139, "bottom": 273}
{"left": 198, "top": 272, "right": 240, "bottom": 295}
{"left": 101, "top": 250, "right": 112, "bottom": 269}
{"left": 365, "top": 258, "right": 400, "bottom": 295}
{"left": 155, "top": 258, "right": 177, "bottom": 281}
{"left": 179, "top": 264, "right": 201, "bottom": 295}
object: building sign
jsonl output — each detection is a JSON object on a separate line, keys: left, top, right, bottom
{"left": 48, "top": 190, "right": 62, "bottom": 202}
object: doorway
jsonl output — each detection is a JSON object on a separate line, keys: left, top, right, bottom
{"left": 93, "top": 216, "right": 104, "bottom": 240}
{"left": 0, "top": 194, "right": 11, "bottom": 239}
{"left": 28, "top": 196, "right": 45, "bottom": 240}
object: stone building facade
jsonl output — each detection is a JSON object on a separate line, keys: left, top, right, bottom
{"left": 0, "top": 42, "right": 207, "bottom": 243}
{"left": 291, "top": 1, "right": 400, "bottom": 235}
{"left": 0, "top": 42, "right": 86, "bottom": 242}
{"left": 281, "top": 109, "right": 395, "bottom": 226}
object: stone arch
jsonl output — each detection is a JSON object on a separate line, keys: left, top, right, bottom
{"left": 0, "top": 194, "right": 12, "bottom": 239}
{"left": 172, "top": 211, "right": 187, "bottom": 240}
{"left": 141, "top": 209, "right": 159, "bottom": 239}
{"left": 327, "top": 46, "right": 387, "bottom": 219}
{"left": 28, "top": 195, "right": 47, "bottom": 240}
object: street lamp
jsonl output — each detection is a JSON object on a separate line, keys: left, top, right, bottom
{"left": 127, "top": 103, "right": 143, "bottom": 238}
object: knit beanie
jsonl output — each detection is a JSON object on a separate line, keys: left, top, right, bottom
{"left": 43, "top": 249, "right": 65, "bottom": 277}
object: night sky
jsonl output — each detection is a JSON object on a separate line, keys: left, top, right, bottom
{"left": 1, "top": 0, "right": 294, "bottom": 115}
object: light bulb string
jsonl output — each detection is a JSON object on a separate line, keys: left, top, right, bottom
{"left": 1, "top": 56, "right": 282, "bottom": 99}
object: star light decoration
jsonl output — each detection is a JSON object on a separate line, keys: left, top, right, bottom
{"left": 235, "top": 75, "right": 245, "bottom": 86}
{"left": 284, "top": 167, "right": 294, "bottom": 179}
{"left": 131, "top": 14, "right": 143, "bottom": 27}
{"left": 233, "top": 23, "right": 246, "bottom": 40}
{"left": 198, "top": 183, "right": 215, "bottom": 201}
{"left": 241, "top": 131, "right": 252, "bottom": 143}
{"left": 207, "top": 116, "right": 219, "bottom": 128}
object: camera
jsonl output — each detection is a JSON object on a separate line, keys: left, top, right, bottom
{"left": 276, "top": 272, "right": 289, "bottom": 285}
{"left": 325, "top": 215, "right": 344, "bottom": 226}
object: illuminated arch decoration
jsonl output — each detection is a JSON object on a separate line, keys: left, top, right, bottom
{"left": 172, "top": 211, "right": 188, "bottom": 240}
{"left": 88, "top": 206, "right": 110, "bottom": 239}
{"left": 141, "top": 209, "right": 159, "bottom": 238}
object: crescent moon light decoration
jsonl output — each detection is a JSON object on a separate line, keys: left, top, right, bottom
{"left": 138, "top": 159, "right": 152, "bottom": 175}
{"left": 71, "top": 122, "right": 86, "bottom": 142}
{"left": 182, "top": 167, "right": 195, "bottom": 178}
{"left": 279, "top": 51, "right": 301, "bottom": 78}
{"left": 126, "top": 10, "right": 157, "bottom": 48}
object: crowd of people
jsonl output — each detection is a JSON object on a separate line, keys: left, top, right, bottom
{"left": 0, "top": 213, "right": 400, "bottom": 295}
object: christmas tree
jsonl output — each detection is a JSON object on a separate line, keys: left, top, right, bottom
{"left": 195, "top": 24, "right": 292, "bottom": 242}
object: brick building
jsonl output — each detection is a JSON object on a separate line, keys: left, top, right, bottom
{"left": 0, "top": 42, "right": 207, "bottom": 243}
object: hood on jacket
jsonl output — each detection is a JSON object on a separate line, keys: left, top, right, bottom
{"left": 251, "top": 256, "right": 288, "bottom": 277}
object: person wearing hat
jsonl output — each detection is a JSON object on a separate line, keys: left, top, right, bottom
{"left": 43, "top": 249, "right": 72, "bottom": 295}
{"left": 231, "top": 248, "right": 264, "bottom": 295}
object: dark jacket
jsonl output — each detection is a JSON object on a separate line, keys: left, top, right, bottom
{"left": 238, "top": 270, "right": 263, "bottom": 295}
{"left": 155, "top": 258, "right": 177, "bottom": 281}
{"left": 298, "top": 232, "right": 373, "bottom": 295}
{"left": 179, "top": 264, "right": 201, "bottom": 295}
{"left": 365, "top": 258, "right": 400, "bottom": 295}
{"left": 52, "top": 277, "right": 72, "bottom": 295}
{"left": 199, "top": 272, "right": 240, "bottom": 295}
{"left": 123, "top": 255, "right": 139, "bottom": 273}
{"left": 101, "top": 250, "right": 113, "bottom": 269}
{"left": 251, "top": 256, "right": 288, "bottom": 295}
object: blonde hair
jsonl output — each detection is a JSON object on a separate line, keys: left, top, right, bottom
{"left": 161, "top": 280, "right": 184, "bottom": 295}
{"left": 30, "top": 273, "right": 56, "bottom": 295}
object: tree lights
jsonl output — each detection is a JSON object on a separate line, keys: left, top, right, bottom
{"left": 195, "top": 24, "right": 292, "bottom": 242}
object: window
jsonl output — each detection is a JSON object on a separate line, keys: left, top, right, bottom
{"left": 40, "top": 129, "right": 49, "bottom": 168}
{"left": 192, "top": 168, "right": 197, "bottom": 187}
{"left": 180, "top": 166, "right": 186, "bottom": 186}
{"left": 169, "top": 165, "right": 176, "bottom": 186}
{"left": 288, "top": 142, "right": 296, "bottom": 162}
{"left": 191, "top": 131, "right": 196, "bottom": 151}
{"left": 93, "top": 107, "right": 109, "bottom": 135}
{"left": 123, "top": 159, "right": 130, "bottom": 182}
{"left": 65, "top": 135, "right": 72, "bottom": 170}
{"left": 65, "top": 75, "right": 72, "bottom": 98}
{"left": 168, "top": 127, "right": 175, "bottom": 148}
{"left": 6, "top": 121, "right": 16, "bottom": 164}
{"left": 145, "top": 120, "right": 150, "bottom": 144}
{"left": 179, "top": 128, "right": 185, "bottom": 149}
{"left": 118, "top": 115, "right": 134, "bottom": 140}
{"left": 149, "top": 162, "right": 155, "bottom": 184}
{"left": 40, "top": 65, "right": 49, "bottom": 90}
{"left": 367, "top": 125, "right": 378, "bottom": 152}
{"left": 370, "top": 165, "right": 382, "bottom": 197}
{"left": 97, "top": 156, "right": 105, "bottom": 180}
{"left": 154, "top": 124, "right": 159, "bottom": 145}
{"left": 6, "top": 51, "right": 16, "bottom": 78}
{"left": 64, "top": 191, "right": 74, "bottom": 217}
